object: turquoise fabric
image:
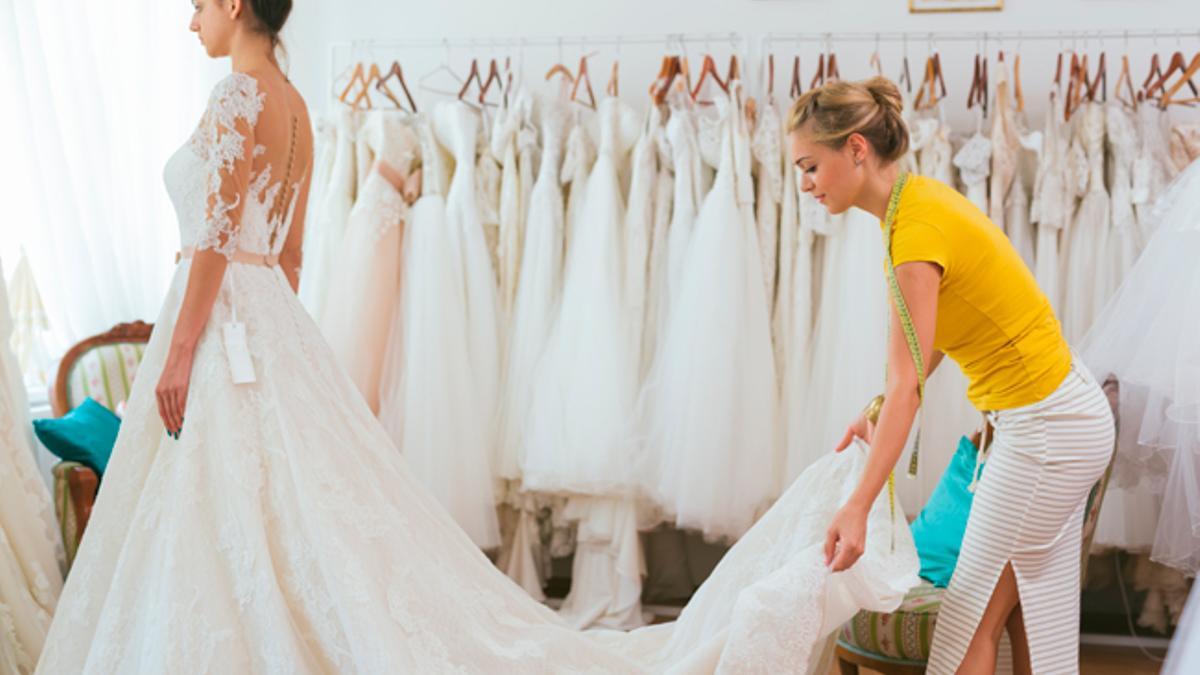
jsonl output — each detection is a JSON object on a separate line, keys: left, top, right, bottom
{"left": 910, "top": 436, "right": 983, "bottom": 588}
{"left": 33, "top": 397, "right": 121, "bottom": 476}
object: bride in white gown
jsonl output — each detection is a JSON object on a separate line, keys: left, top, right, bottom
{"left": 37, "top": 7, "right": 920, "bottom": 673}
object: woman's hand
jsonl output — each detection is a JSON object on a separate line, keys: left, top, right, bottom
{"left": 834, "top": 411, "right": 875, "bottom": 452}
{"left": 156, "top": 345, "right": 194, "bottom": 439}
{"left": 824, "top": 500, "right": 870, "bottom": 572}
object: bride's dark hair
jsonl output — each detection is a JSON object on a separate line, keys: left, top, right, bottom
{"left": 245, "top": 0, "right": 291, "bottom": 46}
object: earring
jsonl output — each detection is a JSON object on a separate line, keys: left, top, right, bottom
{"left": 854, "top": 158, "right": 863, "bottom": 167}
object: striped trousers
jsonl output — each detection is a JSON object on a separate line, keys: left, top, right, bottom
{"left": 927, "top": 358, "right": 1114, "bottom": 674}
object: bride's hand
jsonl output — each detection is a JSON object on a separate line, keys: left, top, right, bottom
{"left": 156, "top": 346, "right": 193, "bottom": 439}
{"left": 824, "top": 501, "right": 869, "bottom": 572}
{"left": 834, "top": 412, "right": 874, "bottom": 452}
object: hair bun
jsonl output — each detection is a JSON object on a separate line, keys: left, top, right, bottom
{"left": 863, "top": 76, "right": 904, "bottom": 118}
{"left": 249, "top": 0, "right": 292, "bottom": 36}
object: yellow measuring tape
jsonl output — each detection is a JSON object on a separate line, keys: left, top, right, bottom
{"left": 880, "top": 171, "right": 927, "bottom": 540}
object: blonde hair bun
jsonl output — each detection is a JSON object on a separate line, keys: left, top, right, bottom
{"left": 787, "top": 76, "right": 909, "bottom": 163}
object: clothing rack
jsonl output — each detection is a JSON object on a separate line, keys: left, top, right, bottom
{"left": 328, "top": 27, "right": 1200, "bottom": 108}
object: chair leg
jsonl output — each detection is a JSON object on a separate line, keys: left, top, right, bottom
{"left": 837, "top": 655, "right": 860, "bottom": 675}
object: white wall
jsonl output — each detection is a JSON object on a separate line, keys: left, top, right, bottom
{"left": 280, "top": 0, "right": 1200, "bottom": 129}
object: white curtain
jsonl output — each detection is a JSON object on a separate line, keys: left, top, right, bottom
{"left": 0, "top": 0, "right": 225, "bottom": 354}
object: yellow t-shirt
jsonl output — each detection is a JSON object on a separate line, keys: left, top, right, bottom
{"left": 887, "top": 174, "right": 1072, "bottom": 411}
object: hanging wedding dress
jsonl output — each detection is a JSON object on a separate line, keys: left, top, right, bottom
{"left": 988, "top": 62, "right": 1036, "bottom": 271}
{"left": 377, "top": 114, "right": 501, "bottom": 551}
{"left": 37, "top": 72, "right": 921, "bottom": 675}
{"left": 1082, "top": 158, "right": 1200, "bottom": 575}
{"left": 752, "top": 96, "right": 782, "bottom": 312}
{"left": 953, "top": 116, "right": 992, "bottom": 214}
{"left": 434, "top": 100, "right": 502, "bottom": 478}
{"left": 777, "top": 131, "right": 810, "bottom": 486}
{"left": 1106, "top": 102, "right": 1141, "bottom": 292}
{"left": 1060, "top": 102, "right": 1111, "bottom": 343}
{"left": 1132, "top": 106, "right": 1176, "bottom": 244}
{"left": 638, "top": 85, "right": 777, "bottom": 543}
{"left": 625, "top": 105, "right": 664, "bottom": 375}
{"left": 1030, "top": 90, "right": 1069, "bottom": 312}
{"left": 495, "top": 96, "right": 569, "bottom": 490}
{"left": 661, "top": 101, "right": 704, "bottom": 331}
{"left": 771, "top": 89, "right": 804, "bottom": 487}
{"left": 493, "top": 96, "right": 569, "bottom": 599}
{"left": 491, "top": 92, "right": 526, "bottom": 327}
{"left": 560, "top": 110, "right": 596, "bottom": 263}
{"left": 299, "top": 106, "right": 359, "bottom": 323}
{"left": 0, "top": 259, "right": 64, "bottom": 675}
{"left": 640, "top": 115, "right": 675, "bottom": 380}
{"left": 790, "top": 205, "right": 888, "bottom": 477}
{"left": 319, "top": 112, "right": 415, "bottom": 414}
{"left": 523, "top": 96, "right": 645, "bottom": 630}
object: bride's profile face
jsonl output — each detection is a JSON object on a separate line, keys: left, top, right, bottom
{"left": 790, "top": 127, "right": 863, "bottom": 216}
{"left": 189, "top": 0, "right": 237, "bottom": 58}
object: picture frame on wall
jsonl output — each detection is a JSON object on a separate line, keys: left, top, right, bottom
{"left": 909, "top": 0, "right": 1004, "bottom": 12}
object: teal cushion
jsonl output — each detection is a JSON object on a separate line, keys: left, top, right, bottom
{"left": 33, "top": 397, "right": 121, "bottom": 476}
{"left": 909, "top": 435, "right": 983, "bottom": 588}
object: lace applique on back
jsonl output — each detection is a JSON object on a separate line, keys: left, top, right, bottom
{"left": 167, "top": 72, "right": 310, "bottom": 261}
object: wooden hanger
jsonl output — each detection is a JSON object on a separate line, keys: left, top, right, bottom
{"left": 1140, "top": 52, "right": 1165, "bottom": 102}
{"left": 827, "top": 53, "right": 841, "bottom": 82}
{"left": 870, "top": 52, "right": 883, "bottom": 77}
{"left": 649, "top": 55, "right": 676, "bottom": 105}
{"left": 338, "top": 62, "right": 368, "bottom": 106}
{"left": 810, "top": 53, "right": 826, "bottom": 90}
{"left": 1013, "top": 53, "right": 1025, "bottom": 112}
{"left": 478, "top": 58, "right": 504, "bottom": 106}
{"left": 1065, "top": 52, "right": 1089, "bottom": 120}
{"left": 790, "top": 55, "right": 803, "bottom": 99}
{"left": 1149, "top": 49, "right": 1200, "bottom": 105}
{"left": 914, "top": 53, "right": 946, "bottom": 110}
{"left": 607, "top": 59, "right": 620, "bottom": 97}
{"left": 766, "top": 54, "right": 775, "bottom": 98}
{"left": 376, "top": 61, "right": 418, "bottom": 113}
{"left": 691, "top": 54, "right": 728, "bottom": 103}
{"left": 346, "top": 63, "right": 383, "bottom": 110}
{"left": 571, "top": 54, "right": 597, "bottom": 109}
{"left": 1054, "top": 51, "right": 1065, "bottom": 91}
{"left": 1115, "top": 53, "right": 1137, "bottom": 109}
{"left": 1086, "top": 52, "right": 1107, "bottom": 103}
{"left": 898, "top": 53, "right": 912, "bottom": 94}
{"left": 967, "top": 53, "right": 989, "bottom": 118}
{"left": 727, "top": 54, "right": 741, "bottom": 84}
{"left": 457, "top": 58, "right": 484, "bottom": 102}
{"left": 1159, "top": 51, "right": 1200, "bottom": 108}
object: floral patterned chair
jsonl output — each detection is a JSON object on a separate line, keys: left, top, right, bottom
{"left": 834, "top": 377, "right": 1121, "bottom": 674}
{"left": 48, "top": 320, "right": 153, "bottom": 566}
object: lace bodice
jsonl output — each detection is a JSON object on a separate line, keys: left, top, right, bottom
{"left": 1106, "top": 102, "right": 1138, "bottom": 232}
{"left": 666, "top": 106, "right": 702, "bottom": 216}
{"left": 595, "top": 97, "right": 641, "bottom": 158}
{"left": 1080, "top": 103, "right": 1108, "bottom": 194}
{"left": 535, "top": 97, "right": 569, "bottom": 186}
{"left": 164, "top": 72, "right": 307, "bottom": 260}
{"left": 953, "top": 132, "right": 993, "bottom": 190}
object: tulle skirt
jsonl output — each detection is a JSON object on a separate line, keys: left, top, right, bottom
{"left": 1081, "top": 159, "right": 1200, "bottom": 574}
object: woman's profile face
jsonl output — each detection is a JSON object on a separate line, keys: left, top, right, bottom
{"left": 190, "top": 0, "right": 237, "bottom": 58}
{"left": 789, "top": 126, "right": 862, "bottom": 215}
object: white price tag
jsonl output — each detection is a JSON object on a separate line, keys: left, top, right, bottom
{"left": 222, "top": 321, "right": 257, "bottom": 384}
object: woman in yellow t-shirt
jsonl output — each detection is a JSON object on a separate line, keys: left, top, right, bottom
{"left": 788, "top": 77, "right": 1114, "bottom": 675}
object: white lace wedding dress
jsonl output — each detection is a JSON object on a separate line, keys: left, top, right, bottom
{"left": 36, "top": 72, "right": 921, "bottom": 675}
{"left": 1, "top": 259, "right": 64, "bottom": 675}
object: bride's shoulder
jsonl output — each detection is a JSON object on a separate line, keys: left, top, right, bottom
{"left": 204, "top": 72, "right": 267, "bottom": 126}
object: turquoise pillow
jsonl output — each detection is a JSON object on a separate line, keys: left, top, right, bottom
{"left": 909, "top": 436, "right": 984, "bottom": 588}
{"left": 33, "top": 397, "right": 121, "bottom": 476}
